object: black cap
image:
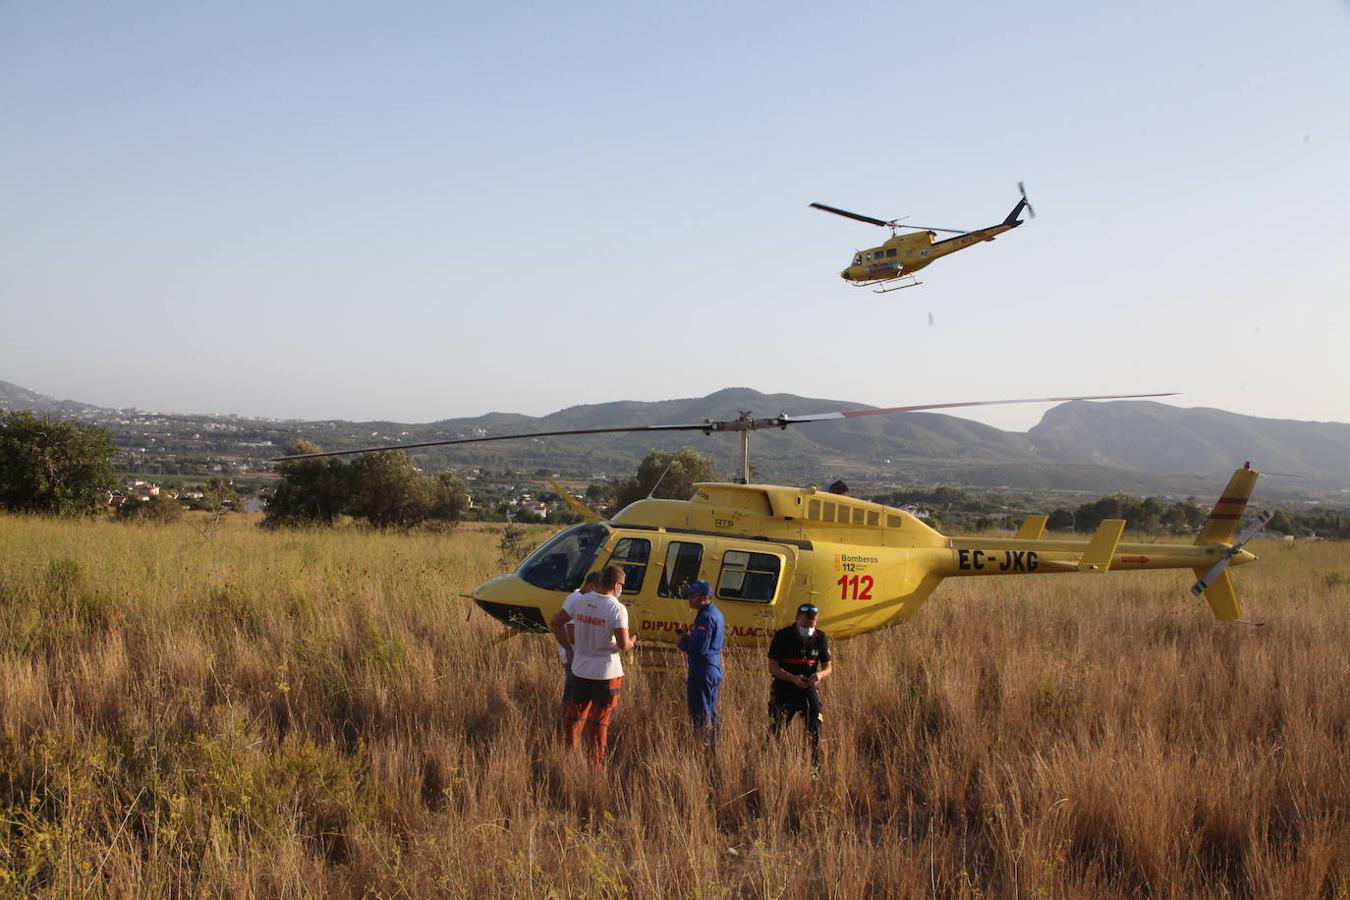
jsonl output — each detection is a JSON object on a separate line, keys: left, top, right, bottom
{"left": 797, "top": 603, "right": 819, "bottom": 617}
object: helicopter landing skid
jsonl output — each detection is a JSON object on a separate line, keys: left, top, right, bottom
{"left": 867, "top": 275, "right": 922, "bottom": 293}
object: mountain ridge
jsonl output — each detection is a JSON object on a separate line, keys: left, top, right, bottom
{"left": 3, "top": 380, "right": 1347, "bottom": 497}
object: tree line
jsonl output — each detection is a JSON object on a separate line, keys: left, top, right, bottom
{"left": 265, "top": 445, "right": 716, "bottom": 528}
{"left": 264, "top": 440, "right": 468, "bottom": 528}
{"left": 1044, "top": 494, "right": 1349, "bottom": 539}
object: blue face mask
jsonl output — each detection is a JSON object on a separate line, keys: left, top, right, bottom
{"left": 797, "top": 624, "right": 815, "bottom": 638}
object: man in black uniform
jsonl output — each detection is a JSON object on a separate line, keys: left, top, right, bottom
{"left": 767, "top": 603, "right": 832, "bottom": 762}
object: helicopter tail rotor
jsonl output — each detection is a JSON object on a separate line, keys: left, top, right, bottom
{"left": 1189, "top": 508, "right": 1272, "bottom": 620}
{"left": 1018, "top": 181, "right": 1036, "bottom": 219}
{"left": 1003, "top": 183, "right": 1034, "bottom": 227}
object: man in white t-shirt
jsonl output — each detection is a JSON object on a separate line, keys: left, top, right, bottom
{"left": 552, "top": 571, "right": 602, "bottom": 739}
{"left": 551, "top": 563, "right": 637, "bottom": 766}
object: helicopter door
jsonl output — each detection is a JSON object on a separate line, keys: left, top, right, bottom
{"left": 604, "top": 539, "right": 650, "bottom": 601}
{"left": 626, "top": 539, "right": 707, "bottom": 639}
{"left": 715, "top": 549, "right": 785, "bottom": 604}
{"left": 657, "top": 540, "right": 705, "bottom": 599}
{"left": 604, "top": 534, "right": 656, "bottom": 626}
{"left": 713, "top": 546, "right": 794, "bottom": 641}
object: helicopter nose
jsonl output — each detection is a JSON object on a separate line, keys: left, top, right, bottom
{"left": 473, "top": 574, "right": 550, "bottom": 632}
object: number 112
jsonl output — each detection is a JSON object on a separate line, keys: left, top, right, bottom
{"left": 837, "top": 574, "right": 873, "bottom": 600}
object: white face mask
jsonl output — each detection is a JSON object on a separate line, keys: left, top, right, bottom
{"left": 614, "top": 585, "right": 623, "bottom": 600}
{"left": 797, "top": 624, "right": 815, "bottom": 638}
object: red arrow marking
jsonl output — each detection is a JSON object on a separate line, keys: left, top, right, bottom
{"left": 1120, "top": 555, "right": 1151, "bottom": 564}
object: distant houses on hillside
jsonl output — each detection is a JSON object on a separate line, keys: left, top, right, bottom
{"left": 105, "top": 477, "right": 241, "bottom": 510}
{"left": 107, "top": 478, "right": 164, "bottom": 508}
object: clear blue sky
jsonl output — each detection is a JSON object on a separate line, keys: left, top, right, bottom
{"left": 4, "top": 2, "right": 1348, "bottom": 431}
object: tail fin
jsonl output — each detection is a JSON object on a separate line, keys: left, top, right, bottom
{"left": 1192, "top": 567, "right": 1242, "bottom": 620}
{"left": 1002, "top": 197, "right": 1027, "bottom": 228}
{"left": 1196, "top": 464, "right": 1260, "bottom": 546}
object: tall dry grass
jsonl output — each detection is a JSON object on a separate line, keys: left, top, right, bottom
{"left": 0, "top": 513, "right": 1347, "bottom": 897}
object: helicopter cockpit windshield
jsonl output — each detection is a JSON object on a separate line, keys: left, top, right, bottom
{"left": 518, "top": 522, "right": 610, "bottom": 592}
{"left": 853, "top": 253, "right": 862, "bottom": 265}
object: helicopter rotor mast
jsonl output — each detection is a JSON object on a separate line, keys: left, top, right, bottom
{"left": 274, "top": 393, "right": 1178, "bottom": 487}
{"left": 708, "top": 410, "right": 787, "bottom": 484}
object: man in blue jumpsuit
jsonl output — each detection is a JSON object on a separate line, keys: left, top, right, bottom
{"left": 676, "top": 579, "right": 724, "bottom": 739}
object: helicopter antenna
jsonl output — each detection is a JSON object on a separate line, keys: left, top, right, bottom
{"left": 647, "top": 455, "right": 680, "bottom": 499}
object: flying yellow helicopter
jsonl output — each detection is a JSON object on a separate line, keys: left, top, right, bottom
{"left": 812, "top": 183, "right": 1035, "bottom": 292}
{"left": 278, "top": 392, "right": 1271, "bottom": 647}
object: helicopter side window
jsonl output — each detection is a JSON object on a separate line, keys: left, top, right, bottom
{"left": 886, "top": 248, "right": 897, "bottom": 258}
{"left": 605, "top": 537, "right": 651, "bottom": 593}
{"left": 657, "top": 541, "right": 704, "bottom": 598}
{"left": 518, "top": 522, "right": 609, "bottom": 592}
{"left": 717, "top": 550, "right": 782, "bottom": 603}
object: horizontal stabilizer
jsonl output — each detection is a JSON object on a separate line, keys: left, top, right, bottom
{"left": 1080, "top": 520, "right": 1126, "bottom": 572}
{"left": 1015, "top": 515, "right": 1048, "bottom": 540}
{"left": 1192, "top": 567, "right": 1242, "bottom": 621}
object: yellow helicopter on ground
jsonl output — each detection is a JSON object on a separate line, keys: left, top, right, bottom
{"left": 812, "top": 183, "right": 1035, "bottom": 292}
{"left": 278, "top": 392, "right": 1271, "bottom": 648}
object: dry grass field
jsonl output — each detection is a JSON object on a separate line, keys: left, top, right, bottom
{"left": 1, "top": 512, "right": 1347, "bottom": 897}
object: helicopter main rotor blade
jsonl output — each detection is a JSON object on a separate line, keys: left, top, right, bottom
{"left": 274, "top": 420, "right": 727, "bottom": 461}
{"left": 779, "top": 392, "right": 1178, "bottom": 425}
{"left": 809, "top": 203, "right": 894, "bottom": 228}
{"left": 275, "top": 392, "right": 1179, "bottom": 461}
{"left": 899, "top": 224, "right": 969, "bottom": 235}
